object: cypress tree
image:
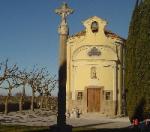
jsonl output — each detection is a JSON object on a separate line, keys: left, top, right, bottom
{"left": 126, "top": 0, "right": 150, "bottom": 121}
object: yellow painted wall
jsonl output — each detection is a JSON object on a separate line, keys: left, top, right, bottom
{"left": 66, "top": 16, "right": 124, "bottom": 114}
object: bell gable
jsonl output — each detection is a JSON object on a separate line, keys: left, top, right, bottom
{"left": 83, "top": 16, "right": 107, "bottom": 38}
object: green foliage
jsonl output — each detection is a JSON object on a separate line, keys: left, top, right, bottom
{"left": 126, "top": 0, "right": 150, "bottom": 121}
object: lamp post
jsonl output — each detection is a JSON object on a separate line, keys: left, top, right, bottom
{"left": 50, "top": 3, "right": 73, "bottom": 132}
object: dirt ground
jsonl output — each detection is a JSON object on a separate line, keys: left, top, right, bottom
{"left": 0, "top": 110, "right": 130, "bottom": 129}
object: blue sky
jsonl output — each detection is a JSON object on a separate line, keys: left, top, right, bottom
{"left": 0, "top": 0, "right": 135, "bottom": 95}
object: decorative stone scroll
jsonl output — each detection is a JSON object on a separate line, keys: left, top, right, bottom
{"left": 88, "top": 47, "right": 101, "bottom": 56}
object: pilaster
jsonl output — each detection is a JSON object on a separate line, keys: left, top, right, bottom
{"left": 113, "top": 61, "right": 118, "bottom": 115}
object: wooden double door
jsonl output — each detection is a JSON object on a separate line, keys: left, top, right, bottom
{"left": 87, "top": 88, "right": 101, "bottom": 112}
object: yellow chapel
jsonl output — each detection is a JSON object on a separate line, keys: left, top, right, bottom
{"left": 66, "top": 16, "right": 125, "bottom": 116}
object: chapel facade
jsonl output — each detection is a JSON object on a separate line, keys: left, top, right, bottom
{"left": 66, "top": 16, "right": 125, "bottom": 116}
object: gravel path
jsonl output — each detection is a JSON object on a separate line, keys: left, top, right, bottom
{"left": 0, "top": 110, "right": 130, "bottom": 129}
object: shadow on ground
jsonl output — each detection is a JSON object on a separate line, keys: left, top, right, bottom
{"left": 72, "top": 122, "right": 131, "bottom": 132}
{"left": 1, "top": 125, "right": 150, "bottom": 132}
{"left": 73, "top": 128, "right": 140, "bottom": 132}
{"left": 28, "top": 128, "right": 150, "bottom": 132}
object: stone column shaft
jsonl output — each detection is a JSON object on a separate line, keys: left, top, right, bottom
{"left": 57, "top": 34, "right": 68, "bottom": 126}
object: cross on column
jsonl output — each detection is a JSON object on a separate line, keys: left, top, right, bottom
{"left": 51, "top": 3, "right": 73, "bottom": 132}
{"left": 55, "top": 3, "right": 74, "bottom": 25}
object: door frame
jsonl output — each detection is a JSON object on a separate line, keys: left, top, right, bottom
{"left": 84, "top": 86, "right": 104, "bottom": 113}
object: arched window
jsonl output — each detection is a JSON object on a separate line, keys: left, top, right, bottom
{"left": 91, "top": 67, "right": 97, "bottom": 79}
{"left": 91, "top": 21, "right": 99, "bottom": 33}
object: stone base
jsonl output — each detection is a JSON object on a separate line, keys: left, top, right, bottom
{"left": 49, "top": 124, "right": 72, "bottom": 132}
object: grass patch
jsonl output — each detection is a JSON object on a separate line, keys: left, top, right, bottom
{"left": 73, "top": 127, "right": 96, "bottom": 131}
{"left": 0, "top": 124, "right": 49, "bottom": 132}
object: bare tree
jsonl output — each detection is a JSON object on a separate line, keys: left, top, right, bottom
{"left": 0, "top": 59, "right": 18, "bottom": 86}
{"left": 0, "top": 59, "right": 19, "bottom": 113}
{"left": 16, "top": 69, "right": 30, "bottom": 112}
{"left": 0, "top": 78, "right": 20, "bottom": 114}
{"left": 28, "top": 67, "right": 49, "bottom": 111}
{"left": 44, "top": 78, "right": 57, "bottom": 109}
{"left": 36, "top": 82, "right": 44, "bottom": 109}
{"left": 0, "top": 59, "right": 56, "bottom": 113}
{"left": 37, "top": 76, "right": 57, "bottom": 109}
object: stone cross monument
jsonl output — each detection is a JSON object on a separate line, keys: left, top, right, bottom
{"left": 50, "top": 3, "right": 73, "bottom": 132}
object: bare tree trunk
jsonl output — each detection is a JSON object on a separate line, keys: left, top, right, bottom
{"left": 45, "top": 96, "right": 49, "bottom": 110}
{"left": 31, "top": 88, "right": 35, "bottom": 111}
{"left": 40, "top": 95, "right": 44, "bottom": 109}
{"left": 4, "top": 96, "right": 9, "bottom": 115}
{"left": 19, "top": 96, "right": 23, "bottom": 112}
{"left": 5, "top": 88, "right": 12, "bottom": 115}
{"left": 19, "top": 85, "right": 25, "bottom": 112}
